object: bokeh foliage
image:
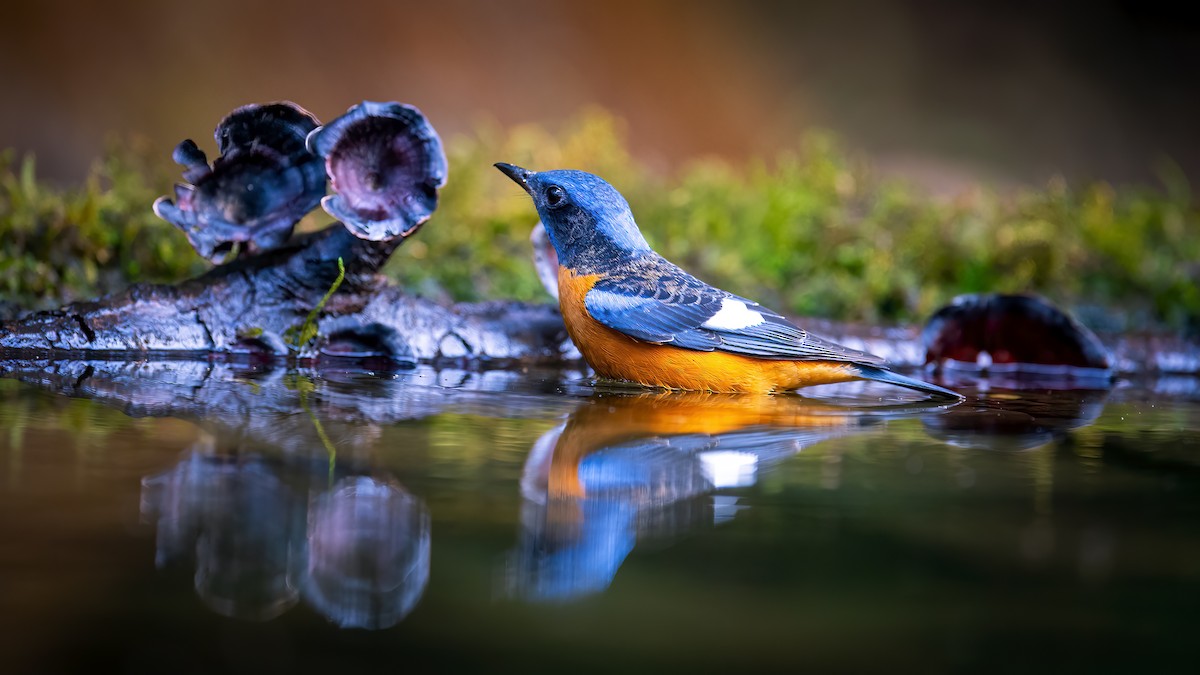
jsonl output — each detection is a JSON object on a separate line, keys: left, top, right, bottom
{"left": 2, "top": 109, "right": 1198, "bottom": 330}
{"left": 0, "top": 142, "right": 206, "bottom": 311}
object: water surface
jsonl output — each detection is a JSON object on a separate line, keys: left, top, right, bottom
{"left": 0, "top": 360, "right": 1196, "bottom": 673}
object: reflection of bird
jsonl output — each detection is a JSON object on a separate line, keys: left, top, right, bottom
{"left": 506, "top": 392, "right": 871, "bottom": 601}
{"left": 497, "top": 165, "right": 961, "bottom": 399}
{"left": 537, "top": 392, "right": 863, "bottom": 501}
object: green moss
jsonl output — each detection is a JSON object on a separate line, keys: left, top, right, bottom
{"left": 283, "top": 257, "right": 345, "bottom": 350}
{"left": 0, "top": 141, "right": 208, "bottom": 311}
{"left": 2, "top": 110, "right": 1198, "bottom": 331}
{"left": 0, "top": 141, "right": 207, "bottom": 309}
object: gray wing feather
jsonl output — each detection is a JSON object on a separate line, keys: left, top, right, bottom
{"left": 585, "top": 256, "right": 886, "bottom": 366}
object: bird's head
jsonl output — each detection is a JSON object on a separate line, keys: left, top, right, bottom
{"left": 495, "top": 164, "right": 650, "bottom": 269}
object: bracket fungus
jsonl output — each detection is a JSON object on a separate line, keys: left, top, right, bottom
{"left": 153, "top": 102, "right": 326, "bottom": 262}
{"left": 306, "top": 101, "right": 448, "bottom": 242}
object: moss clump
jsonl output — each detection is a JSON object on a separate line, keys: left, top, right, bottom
{"left": 2, "top": 110, "right": 1197, "bottom": 331}
{"left": 0, "top": 141, "right": 206, "bottom": 312}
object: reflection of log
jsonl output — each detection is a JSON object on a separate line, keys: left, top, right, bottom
{"left": 0, "top": 357, "right": 584, "bottom": 444}
{"left": 0, "top": 225, "right": 574, "bottom": 363}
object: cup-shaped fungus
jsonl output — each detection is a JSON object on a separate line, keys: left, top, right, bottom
{"left": 306, "top": 101, "right": 447, "bottom": 241}
{"left": 153, "top": 102, "right": 327, "bottom": 261}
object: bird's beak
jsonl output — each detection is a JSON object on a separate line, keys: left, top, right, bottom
{"left": 494, "top": 162, "right": 534, "bottom": 194}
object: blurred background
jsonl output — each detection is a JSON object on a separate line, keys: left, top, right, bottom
{"left": 1, "top": 0, "right": 1197, "bottom": 330}
{"left": 2, "top": 0, "right": 1197, "bottom": 189}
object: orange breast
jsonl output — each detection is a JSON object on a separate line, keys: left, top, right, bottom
{"left": 557, "top": 267, "right": 859, "bottom": 393}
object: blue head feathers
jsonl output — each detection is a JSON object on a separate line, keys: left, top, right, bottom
{"left": 495, "top": 164, "right": 650, "bottom": 267}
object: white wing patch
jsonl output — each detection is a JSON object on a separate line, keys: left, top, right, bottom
{"left": 699, "top": 451, "right": 758, "bottom": 488}
{"left": 701, "top": 298, "right": 765, "bottom": 331}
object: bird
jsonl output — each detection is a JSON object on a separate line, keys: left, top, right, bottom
{"left": 495, "top": 163, "right": 963, "bottom": 400}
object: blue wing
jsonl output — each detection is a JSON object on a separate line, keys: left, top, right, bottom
{"left": 584, "top": 256, "right": 886, "bottom": 365}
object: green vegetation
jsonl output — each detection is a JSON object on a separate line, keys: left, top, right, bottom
{"left": 283, "top": 257, "right": 346, "bottom": 350}
{"left": 2, "top": 109, "right": 1198, "bottom": 330}
{"left": 0, "top": 142, "right": 206, "bottom": 311}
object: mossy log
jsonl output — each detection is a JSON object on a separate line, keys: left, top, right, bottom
{"left": 0, "top": 225, "right": 574, "bottom": 364}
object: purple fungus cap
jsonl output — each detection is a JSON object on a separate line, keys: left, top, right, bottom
{"left": 216, "top": 102, "right": 321, "bottom": 159}
{"left": 153, "top": 101, "right": 326, "bottom": 262}
{"left": 306, "top": 101, "right": 447, "bottom": 242}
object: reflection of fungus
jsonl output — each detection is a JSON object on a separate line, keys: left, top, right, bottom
{"left": 304, "top": 476, "right": 431, "bottom": 630}
{"left": 141, "top": 452, "right": 306, "bottom": 621}
{"left": 153, "top": 102, "right": 326, "bottom": 261}
{"left": 306, "top": 101, "right": 447, "bottom": 242}
{"left": 143, "top": 448, "right": 434, "bottom": 629}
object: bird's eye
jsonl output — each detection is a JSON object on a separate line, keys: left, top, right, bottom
{"left": 545, "top": 185, "right": 567, "bottom": 208}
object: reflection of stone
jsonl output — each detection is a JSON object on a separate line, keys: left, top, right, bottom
{"left": 141, "top": 448, "right": 431, "bottom": 628}
{"left": 304, "top": 477, "right": 431, "bottom": 630}
{"left": 922, "top": 387, "right": 1109, "bottom": 452}
{"left": 505, "top": 394, "right": 878, "bottom": 602}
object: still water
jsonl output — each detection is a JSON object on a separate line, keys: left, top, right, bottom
{"left": 0, "top": 358, "right": 1196, "bottom": 673}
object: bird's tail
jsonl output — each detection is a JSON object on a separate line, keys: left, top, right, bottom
{"left": 852, "top": 365, "right": 964, "bottom": 401}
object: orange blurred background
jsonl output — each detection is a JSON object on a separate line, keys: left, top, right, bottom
{"left": 2, "top": 0, "right": 1197, "bottom": 190}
